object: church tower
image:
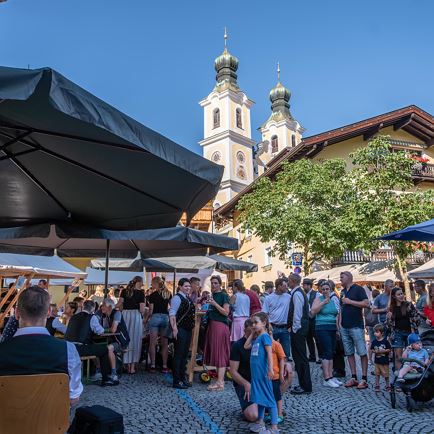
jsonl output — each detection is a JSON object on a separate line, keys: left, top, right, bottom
{"left": 199, "top": 30, "right": 255, "bottom": 208}
{"left": 257, "top": 64, "right": 304, "bottom": 172}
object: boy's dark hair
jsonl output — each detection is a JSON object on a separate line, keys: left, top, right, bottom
{"left": 275, "top": 278, "right": 286, "bottom": 290}
{"left": 373, "top": 323, "right": 385, "bottom": 334}
{"left": 178, "top": 277, "right": 190, "bottom": 287}
{"left": 190, "top": 277, "right": 201, "bottom": 284}
{"left": 244, "top": 318, "right": 253, "bottom": 329}
{"left": 210, "top": 275, "right": 222, "bottom": 285}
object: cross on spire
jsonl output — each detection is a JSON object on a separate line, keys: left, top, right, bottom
{"left": 277, "top": 62, "right": 281, "bottom": 82}
{"left": 224, "top": 27, "right": 228, "bottom": 48}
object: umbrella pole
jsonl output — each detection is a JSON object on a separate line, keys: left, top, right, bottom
{"left": 104, "top": 239, "right": 110, "bottom": 298}
{"left": 173, "top": 270, "right": 176, "bottom": 295}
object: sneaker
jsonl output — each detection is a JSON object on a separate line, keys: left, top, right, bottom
{"left": 331, "top": 378, "right": 343, "bottom": 386}
{"left": 374, "top": 385, "right": 381, "bottom": 392}
{"left": 384, "top": 386, "right": 391, "bottom": 392}
{"left": 263, "top": 415, "right": 271, "bottom": 423}
{"left": 161, "top": 367, "right": 170, "bottom": 374}
{"left": 396, "top": 377, "right": 405, "bottom": 383}
{"left": 249, "top": 422, "right": 265, "bottom": 433}
{"left": 344, "top": 378, "right": 359, "bottom": 388}
{"left": 89, "top": 372, "right": 102, "bottom": 382}
{"left": 277, "top": 416, "right": 284, "bottom": 425}
{"left": 323, "top": 379, "right": 339, "bottom": 388}
{"left": 356, "top": 380, "right": 368, "bottom": 389}
{"left": 110, "top": 374, "right": 119, "bottom": 384}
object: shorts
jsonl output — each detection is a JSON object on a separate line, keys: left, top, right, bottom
{"left": 233, "top": 382, "right": 254, "bottom": 411}
{"left": 375, "top": 364, "right": 390, "bottom": 378}
{"left": 315, "top": 328, "right": 337, "bottom": 360}
{"left": 272, "top": 379, "right": 282, "bottom": 402}
{"left": 341, "top": 327, "right": 367, "bottom": 357}
{"left": 403, "top": 362, "right": 424, "bottom": 372}
{"left": 391, "top": 330, "right": 410, "bottom": 349}
{"left": 149, "top": 313, "right": 170, "bottom": 336}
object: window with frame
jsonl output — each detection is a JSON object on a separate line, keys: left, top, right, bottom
{"left": 213, "top": 108, "right": 220, "bottom": 128}
{"left": 271, "top": 135, "right": 278, "bottom": 153}
{"left": 264, "top": 247, "right": 272, "bottom": 266}
{"left": 291, "top": 134, "right": 296, "bottom": 147}
{"left": 236, "top": 108, "right": 242, "bottom": 129}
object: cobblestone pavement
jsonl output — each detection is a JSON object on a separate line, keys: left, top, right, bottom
{"left": 78, "top": 363, "right": 433, "bottom": 434}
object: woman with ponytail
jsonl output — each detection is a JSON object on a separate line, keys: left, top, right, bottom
{"left": 145, "top": 276, "right": 172, "bottom": 373}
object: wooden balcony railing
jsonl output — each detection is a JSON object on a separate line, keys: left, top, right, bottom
{"left": 332, "top": 250, "right": 434, "bottom": 266}
{"left": 412, "top": 163, "right": 434, "bottom": 180}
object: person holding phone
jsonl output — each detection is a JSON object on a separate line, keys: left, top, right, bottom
{"left": 310, "top": 279, "right": 341, "bottom": 388}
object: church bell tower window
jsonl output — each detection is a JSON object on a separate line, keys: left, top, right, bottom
{"left": 213, "top": 108, "right": 220, "bottom": 129}
{"left": 271, "top": 135, "right": 278, "bottom": 153}
{"left": 236, "top": 108, "right": 242, "bottom": 129}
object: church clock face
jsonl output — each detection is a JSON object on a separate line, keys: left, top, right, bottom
{"left": 211, "top": 151, "right": 222, "bottom": 163}
{"left": 236, "top": 151, "right": 246, "bottom": 164}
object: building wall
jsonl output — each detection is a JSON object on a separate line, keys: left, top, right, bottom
{"left": 219, "top": 127, "right": 434, "bottom": 286}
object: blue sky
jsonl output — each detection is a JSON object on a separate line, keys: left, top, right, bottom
{"left": 2, "top": 0, "right": 434, "bottom": 154}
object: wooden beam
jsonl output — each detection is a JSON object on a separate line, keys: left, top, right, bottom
{"left": 393, "top": 114, "right": 414, "bottom": 131}
{"left": 426, "top": 137, "right": 434, "bottom": 147}
{"left": 403, "top": 125, "right": 430, "bottom": 142}
{"left": 408, "top": 121, "right": 434, "bottom": 138}
{"left": 363, "top": 123, "right": 384, "bottom": 141}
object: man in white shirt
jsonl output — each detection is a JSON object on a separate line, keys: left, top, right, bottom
{"left": 262, "top": 278, "right": 291, "bottom": 358}
{"left": 0, "top": 285, "right": 82, "bottom": 404}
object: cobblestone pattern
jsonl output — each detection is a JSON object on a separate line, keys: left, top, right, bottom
{"left": 78, "top": 363, "right": 433, "bottom": 434}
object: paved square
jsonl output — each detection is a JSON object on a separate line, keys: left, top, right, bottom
{"left": 77, "top": 363, "right": 433, "bottom": 433}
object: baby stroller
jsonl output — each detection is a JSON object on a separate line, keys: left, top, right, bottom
{"left": 390, "top": 329, "right": 434, "bottom": 411}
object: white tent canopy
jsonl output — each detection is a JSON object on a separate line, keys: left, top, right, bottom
{"left": 408, "top": 258, "right": 434, "bottom": 280}
{"left": 0, "top": 253, "right": 87, "bottom": 280}
{"left": 84, "top": 267, "right": 141, "bottom": 286}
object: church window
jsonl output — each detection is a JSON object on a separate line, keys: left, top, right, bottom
{"left": 291, "top": 134, "right": 296, "bottom": 147}
{"left": 213, "top": 108, "right": 220, "bottom": 128}
{"left": 271, "top": 135, "right": 278, "bottom": 153}
{"left": 236, "top": 108, "right": 242, "bottom": 129}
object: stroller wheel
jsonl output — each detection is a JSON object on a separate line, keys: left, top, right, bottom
{"left": 406, "top": 396, "right": 416, "bottom": 412}
{"left": 200, "top": 372, "right": 211, "bottom": 383}
{"left": 390, "top": 390, "right": 396, "bottom": 409}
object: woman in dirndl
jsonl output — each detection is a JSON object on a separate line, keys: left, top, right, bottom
{"left": 203, "top": 275, "right": 231, "bottom": 391}
{"left": 118, "top": 276, "right": 145, "bottom": 374}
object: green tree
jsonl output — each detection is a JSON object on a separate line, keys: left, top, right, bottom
{"left": 345, "top": 136, "right": 434, "bottom": 298}
{"left": 236, "top": 158, "right": 354, "bottom": 274}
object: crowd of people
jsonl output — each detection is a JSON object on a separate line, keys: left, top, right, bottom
{"left": 0, "top": 271, "right": 433, "bottom": 434}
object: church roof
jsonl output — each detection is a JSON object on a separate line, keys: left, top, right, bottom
{"left": 215, "top": 105, "right": 434, "bottom": 218}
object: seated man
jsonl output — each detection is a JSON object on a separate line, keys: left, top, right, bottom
{"left": 97, "top": 298, "right": 130, "bottom": 353}
{"left": 0, "top": 286, "right": 82, "bottom": 404}
{"left": 65, "top": 300, "right": 119, "bottom": 386}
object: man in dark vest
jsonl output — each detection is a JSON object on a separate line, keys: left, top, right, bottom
{"left": 288, "top": 273, "right": 312, "bottom": 395}
{"left": 0, "top": 285, "right": 83, "bottom": 404}
{"left": 97, "top": 298, "right": 130, "bottom": 352}
{"left": 303, "top": 278, "right": 319, "bottom": 363}
{"left": 65, "top": 299, "right": 118, "bottom": 386}
{"left": 169, "top": 278, "right": 196, "bottom": 389}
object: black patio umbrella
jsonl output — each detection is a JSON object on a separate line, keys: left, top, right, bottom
{"left": 0, "top": 223, "right": 239, "bottom": 290}
{"left": 0, "top": 66, "right": 223, "bottom": 229}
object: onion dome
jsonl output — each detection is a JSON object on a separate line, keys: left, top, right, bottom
{"left": 269, "top": 63, "right": 291, "bottom": 116}
{"left": 214, "top": 28, "right": 239, "bottom": 91}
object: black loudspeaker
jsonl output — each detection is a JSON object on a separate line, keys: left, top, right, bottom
{"left": 68, "top": 405, "right": 124, "bottom": 434}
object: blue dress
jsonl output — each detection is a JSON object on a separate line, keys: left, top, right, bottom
{"left": 250, "top": 333, "right": 275, "bottom": 408}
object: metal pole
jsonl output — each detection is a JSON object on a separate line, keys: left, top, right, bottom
{"left": 104, "top": 239, "right": 110, "bottom": 298}
{"left": 173, "top": 270, "right": 177, "bottom": 295}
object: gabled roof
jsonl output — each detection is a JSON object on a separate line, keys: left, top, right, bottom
{"left": 216, "top": 105, "right": 434, "bottom": 218}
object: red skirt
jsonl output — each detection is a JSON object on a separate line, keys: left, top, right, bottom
{"left": 203, "top": 320, "right": 231, "bottom": 368}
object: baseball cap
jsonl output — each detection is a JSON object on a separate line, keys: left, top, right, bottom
{"left": 408, "top": 333, "right": 421, "bottom": 345}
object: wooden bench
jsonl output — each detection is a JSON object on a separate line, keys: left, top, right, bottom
{"left": 0, "top": 373, "right": 69, "bottom": 434}
{"left": 80, "top": 355, "right": 97, "bottom": 383}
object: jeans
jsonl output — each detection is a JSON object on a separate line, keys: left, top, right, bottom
{"left": 341, "top": 327, "right": 367, "bottom": 357}
{"left": 172, "top": 327, "right": 192, "bottom": 384}
{"left": 272, "top": 327, "right": 291, "bottom": 358}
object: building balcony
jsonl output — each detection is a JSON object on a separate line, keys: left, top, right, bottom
{"left": 331, "top": 249, "right": 434, "bottom": 266}
{"left": 412, "top": 163, "right": 434, "bottom": 182}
